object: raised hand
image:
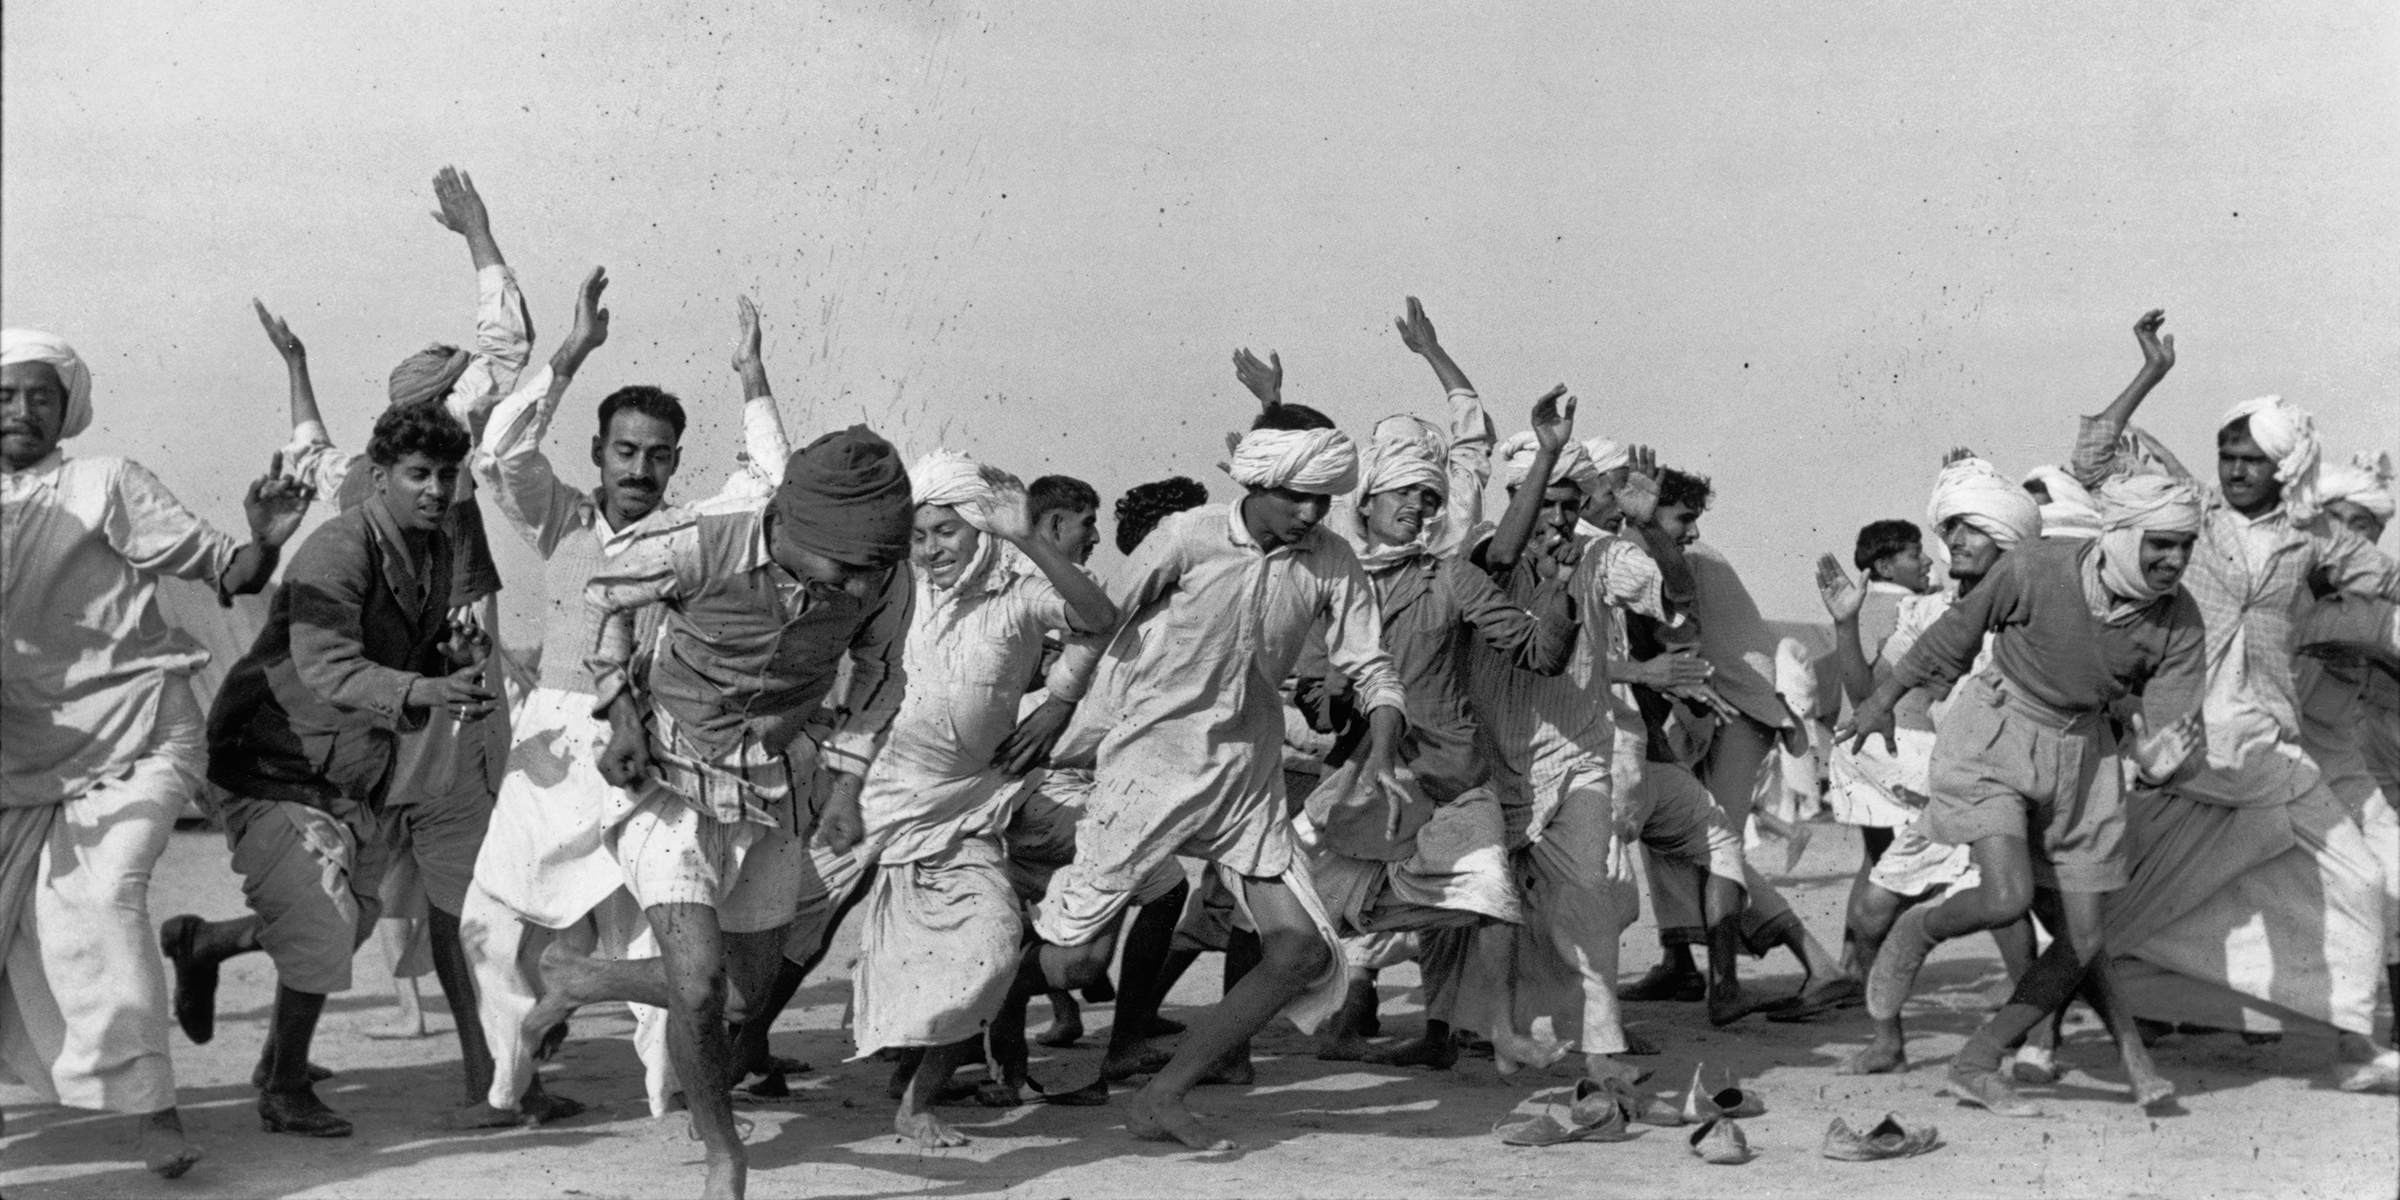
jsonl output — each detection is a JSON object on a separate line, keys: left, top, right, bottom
{"left": 1815, "top": 553, "right": 1866, "bottom": 623}
{"left": 1943, "top": 446, "right": 1978, "bottom": 466}
{"left": 568, "top": 267, "right": 610, "bottom": 356}
{"left": 1616, "top": 444, "right": 1661, "bottom": 525}
{"left": 732, "top": 294, "right": 762, "bottom": 376}
{"left": 1232, "top": 348, "right": 1283, "bottom": 409}
{"left": 1529, "top": 386, "right": 1576, "bottom": 454}
{"left": 1394, "top": 296, "right": 1440, "bottom": 356}
{"left": 973, "top": 464, "right": 1034, "bottom": 541}
{"left": 429, "top": 166, "right": 492, "bottom": 240}
{"left": 2133, "top": 308, "right": 2174, "bottom": 375}
{"left": 242, "top": 453, "right": 315, "bottom": 547}
{"left": 252, "top": 300, "right": 305, "bottom": 361}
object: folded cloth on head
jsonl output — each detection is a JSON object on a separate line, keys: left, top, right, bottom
{"left": 1230, "top": 427, "right": 1360, "bottom": 495}
{"left": 1338, "top": 415, "right": 1451, "bottom": 569}
{"left": 2220, "top": 396, "right": 2323, "bottom": 520}
{"left": 2023, "top": 465, "right": 2101, "bottom": 540}
{"left": 2087, "top": 472, "right": 2205, "bottom": 624}
{"left": 773, "top": 424, "right": 914, "bottom": 567}
{"left": 1583, "top": 437, "right": 1631, "bottom": 477}
{"left": 1927, "top": 456, "right": 2041, "bottom": 549}
{"left": 388, "top": 343, "right": 474, "bottom": 407}
{"left": 2, "top": 328, "right": 93, "bottom": 439}
{"left": 1496, "top": 430, "right": 1598, "bottom": 492}
{"left": 2317, "top": 451, "right": 2395, "bottom": 522}
{"left": 909, "top": 448, "right": 1001, "bottom": 529}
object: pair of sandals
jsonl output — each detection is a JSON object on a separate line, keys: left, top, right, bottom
{"left": 1821, "top": 1113, "right": 1941, "bottom": 1161}
{"left": 1492, "top": 1077, "right": 1648, "bottom": 1146}
{"left": 1495, "top": 1064, "right": 1768, "bottom": 1152}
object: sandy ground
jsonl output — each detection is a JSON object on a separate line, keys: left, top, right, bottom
{"left": 5, "top": 822, "right": 2394, "bottom": 1200}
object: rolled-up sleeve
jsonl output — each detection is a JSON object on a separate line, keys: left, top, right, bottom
{"left": 823, "top": 570, "right": 914, "bottom": 775}
{"left": 584, "top": 522, "right": 701, "bottom": 717}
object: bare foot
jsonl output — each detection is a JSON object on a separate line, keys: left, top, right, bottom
{"left": 1490, "top": 1027, "right": 1569, "bottom": 1077}
{"left": 520, "top": 941, "right": 597, "bottom": 1050}
{"left": 895, "top": 1109, "right": 970, "bottom": 1149}
{"left": 702, "top": 1151, "right": 745, "bottom": 1200}
{"left": 1195, "top": 1051, "right": 1254, "bottom": 1087}
{"left": 1314, "top": 1032, "right": 1374, "bottom": 1061}
{"left": 1364, "top": 1034, "right": 1458, "bottom": 1071}
{"left": 1101, "top": 1044, "right": 1175, "bottom": 1082}
{"left": 2127, "top": 1062, "right": 2176, "bottom": 1108}
{"left": 2011, "top": 1043, "right": 2059, "bottom": 1085}
{"left": 1947, "top": 1062, "right": 2043, "bottom": 1117}
{"left": 1839, "top": 1032, "right": 1908, "bottom": 1075}
{"left": 1037, "top": 993, "right": 1084, "bottom": 1047}
{"left": 138, "top": 1108, "right": 203, "bottom": 1179}
{"left": 1125, "top": 1088, "right": 1233, "bottom": 1151}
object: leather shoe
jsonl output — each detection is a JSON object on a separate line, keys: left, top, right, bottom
{"left": 158, "top": 915, "right": 218, "bottom": 1045}
{"left": 1620, "top": 962, "right": 1707, "bottom": 1003}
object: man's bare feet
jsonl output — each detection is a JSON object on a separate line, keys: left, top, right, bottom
{"left": 1947, "top": 1062, "right": 2043, "bottom": 1117}
{"left": 1037, "top": 993, "right": 1084, "bottom": 1048}
{"left": 1364, "top": 1033, "right": 1458, "bottom": 1070}
{"left": 1101, "top": 1044, "right": 1175, "bottom": 1082}
{"left": 1125, "top": 1088, "right": 1233, "bottom": 1151}
{"left": 1839, "top": 1031, "right": 1908, "bottom": 1075}
{"left": 519, "top": 941, "right": 598, "bottom": 1049}
{"left": 894, "top": 1109, "right": 970, "bottom": 1148}
{"left": 138, "top": 1108, "right": 202, "bottom": 1179}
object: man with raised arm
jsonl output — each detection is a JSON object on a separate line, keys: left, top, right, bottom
{"left": 2068, "top": 310, "right": 2400, "bottom": 1089}
{"left": 513, "top": 419, "right": 911, "bottom": 1199}
{"left": 167, "top": 400, "right": 494, "bottom": 1139}
{"left": 852, "top": 452, "right": 1118, "bottom": 1147}
{"left": 1020, "top": 416, "right": 1407, "bottom": 1150}
{"left": 2, "top": 330, "right": 310, "bottom": 1177}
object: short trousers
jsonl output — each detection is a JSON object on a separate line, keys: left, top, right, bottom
{"left": 1922, "top": 673, "right": 2127, "bottom": 893}
{"left": 220, "top": 794, "right": 387, "bottom": 994}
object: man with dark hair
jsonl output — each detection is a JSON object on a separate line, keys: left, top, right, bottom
{"left": 1028, "top": 474, "right": 1102, "bottom": 562}
{"left": 165, "top": 399, "right": 495, "bottom": 1139}
{"left": 519, "top": 419, "right": 913, "bottom": 1199}
{"left": 3, "top": 329, "right": 310, "bottom": 1177}
{"left": 1115, "top": 477, "right": 1211, "bottom": 555}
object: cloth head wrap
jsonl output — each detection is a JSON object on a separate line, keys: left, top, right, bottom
{"left": 2316, "top": 451, "right": 2395, "bottom": 523}
{"left": 388, "top": 344, "right": 474, "bottom": 407}
{"left": 1229, "top": 427, "right": 1360, "bottom": 496}
{"left": 1338, "top": 414, "right": 1451, "bottom": 569}
{"left": 2087, "top": 473, "right": 2205, "bottom": 623}
{"left": 1, "top": 328, "right": 93, "bottom": 440}
{"left": 2220, "top": 395, "right": 2323, "bottom": 520}
{"left": 1583, "top": 437, "right": 1630, "bottom": 478}
{"left": 909, "top": 449, "right": 1002, "bottom": 528}
{"left": 772, "top": 424, "right": 914, "bottom": 567}
{"left": 1496, "top": 431, "right": 1599, "bottom": 493}
{"left": 1926, "top": 456, "right": 2041, "bottom": 549}
{"left": 2022, "top": 465, "right": 2101, "bottom": 540}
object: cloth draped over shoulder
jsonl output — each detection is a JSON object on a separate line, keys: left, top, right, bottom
{"left": 1, "top": 329, "right": 93, "bottom": 439}
{"left": 1229, "top": 428, "right": 1360, "bottom": 496}
{"left": 2220, "top": 395, "right": 2324, "bottom": 521}
{"left": 1927, "top": 456, "right": 2040, "bottom": 549}
{"left": 773, "top": 425, "right": 914, "bottom": 568}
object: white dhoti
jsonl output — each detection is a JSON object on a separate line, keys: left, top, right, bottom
{"left": 850, "top": 840, "right": 1021, "bottom": 1056}
{"left": 0, "top": 678, "right": 202, "bottom": 1114}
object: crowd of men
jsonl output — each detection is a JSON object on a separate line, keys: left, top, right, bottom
{"left": 3, "top": 172, "right": 2396, "bottom": 1199}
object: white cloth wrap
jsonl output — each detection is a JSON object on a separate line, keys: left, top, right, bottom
{"left": 2220, "top": 395, "right": 2324, "bottom": 520}
{"left": 2024, "top": 464, "right": 2102, "bottom": 539}
{"left": 1582, "top": 437, "right": 1630, "bottom": 477}
{"left": 2094, "top": 472, "right": 2207, "bottom": 608}
{"left": 1230, "top": 428, "right": 1360, "bottom": 496}
{"left": 1496, "top": 430, "right": 1598, "bottom": 492}
{"left": 1, "top": 328, "right": 93, "bottom": 439}
{"left": 909, "top": 448, "right": 999, "bottom": 530}
{"left": 2317, "top": 451, "right": 2395, "bottom": 522}
{"left": 1927, "top": 456, "right": 2041, "bottom": 548}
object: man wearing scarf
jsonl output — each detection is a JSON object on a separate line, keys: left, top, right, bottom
{"left": 850, "top": 451, "right": 1118, "bottom": 1147}
{"left": 1841, "top": 470, "right": 2210, "bottom": 1117}
{"left": 1020, "top": 422, "right": 1405, "bottom": 1150}
{"left": 2073, "top": 311, "right": 2400, "bottom": 1091}
{"left": 1295, "top": 392, "right": 1575, "bottom": 1069}
{"left": 518, "top": 424, "right": 912, "bottom": 1199}
{"left": 3, "top": 330, "right": 309, "bottom": 1177}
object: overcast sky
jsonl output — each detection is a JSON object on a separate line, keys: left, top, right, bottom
{"left": 8, "top": 0, "right": 2395, "bottom": 631}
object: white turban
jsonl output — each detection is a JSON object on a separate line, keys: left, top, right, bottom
{"left": 1229, "top": 427, "right": 1359, "bottom": 496}
{"left": 2221, "top": 395, "right": 2323, "bottom": 520}
{"left": 1927, "top": 456, "right": 2041, "bottom": 549}
{"left": 1357, "top": 414, "right": 1449, "bottom": 500}
{"left": 2317, "top": 450, "right": 2395, "bottom": 523}
{"left": 1496, "top": 431, "right": 1599, "bottom": 493}
{"left": 2022, "top": 465, "right": 2101, "bottom": 540}
{"left": 2090, "top": 472, "right": 2205, "bottom": 620}
{"left": 909, "top": 448, "right": 1000, "bottom": 529}
{"left": 2, "top": 328, "right": 93, "bottom": 440}
{"left": 1583, "top": 437, "right": 1630, "bottom": 477}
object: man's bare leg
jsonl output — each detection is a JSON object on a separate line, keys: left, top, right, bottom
{"left": 646, "top": 902, "right": 745, "bottom": 1199}
{"left": 517, "top": 934, "right": 676, "bottom": 1045}
{"left": 1198, "top": 929, "right": 1265, "bottom": 1084}
{"left": 1314, "top": 973, "right": 1380, "bottom": 1061}
{"left": 1102, "top": 887, "right": 1188, "bottom": 1079}
{"left": 1977, "top": 889, "right": 2171, "bottom": 1107}
{"left": 368, "top": 917, "right": 431, "bottom": 1039}
{"left": 1845, "top": 835, "right": 2034, "bottom": 1075}
{"left": 893, "top": 1036, "right": 982, "bottom": 1147}
{"left": 1127, "top": 875, "right": 1330, "bottom": 1150}
{"left": 990, "top": 928, "right": 1123, "bottom": 1096}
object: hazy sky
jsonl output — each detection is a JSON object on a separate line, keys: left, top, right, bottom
{"left": 8, "top": 0, "right": 2395, "bottom": 629}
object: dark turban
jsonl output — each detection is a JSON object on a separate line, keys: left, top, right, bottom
{"left": 388, "top": 343, "right": 473, "bottom": 406}
{"left": 773, "top": 425, "right": 913, "bottom": 567}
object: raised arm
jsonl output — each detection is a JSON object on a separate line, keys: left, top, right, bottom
{"left": 255, "top": 301, "right": 353, "bottom": 499}
{"left": 734, "top": 295, "right": 792, "bottom": 486}
{"left": 1814, "top": 553, "right": 1877, "bottom": 706}
{"left": 2073, "top": 309, "right": 2175, "bottom": 485}
{"left": 104, "top": 454, "right": 311, "bottom": 602}
{"left": 1232, "top": 347, "right": 1284, "bottom": 414}
{"left": 1609, "top": 445, "right": 1698, "bottom": 614}
{"left": 431, "top": 167, "right": 533, "bottom": 427}
{"left": 1482, "top": 386, "right": 1574, "bottom": 573}
{"left": 976, "top": 468, "right": 1119, "bottom": 634}
{"left": 1394, "top": 296, "right": 1474, "bottom": 395}
{"left": 479, "top": 267, "right": 609, "bottom": 556}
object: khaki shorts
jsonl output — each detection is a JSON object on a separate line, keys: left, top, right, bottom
{"left": 220, "top": 795, "right": 387, "bottom": 995}
{"left": 610, "top": 792, "right": 804, "bottom": 935}
{"left": 1923, "top": 673, "right": 2127, "bottom": 893}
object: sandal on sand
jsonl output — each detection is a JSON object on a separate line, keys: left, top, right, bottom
{"left": 1495, "top": 1088, "right": 1635, "bottom": 1146}
{"left": 1686, "top": 1117, "right": 1752, "bottom": 1164}
{"left": 1822, "top": 1113, "right": 1940, "bottom": 1161}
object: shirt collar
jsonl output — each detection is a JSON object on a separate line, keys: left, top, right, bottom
{"left": 1226, "top": 499, "right": 1311, "bottom": 556}
{"left": 0, "top": 450, "right": 66, "bottom": 498}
